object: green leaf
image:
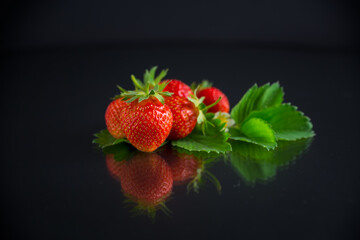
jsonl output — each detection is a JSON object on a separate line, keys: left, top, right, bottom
{"left": 92, "top": 129, "right": 116, "bottom": 148}
{"left": 257, "top": 82, "right": 284, "bottom": 109}
{"left": 229, "top": 118, "right": 277, "bottom": 150}
{"left": 244, "top": 104, "right": 315, "bottom": 141}
{"left": 171, "top": 118, "right": 231, "bottom": 153}
{"left": 113, "top": 138, "right": 129, "bottom": 145}
{"left": 93, "top": 129, "right": 128, "bottom": 149}
{"left": 231, "top": 83, "right": 284, "bottom": 125}
{"left": 170, "top": 146, "right": 225, "bottom": 160}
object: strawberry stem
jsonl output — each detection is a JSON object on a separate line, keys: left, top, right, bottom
{"left": 202, "top": 96, "right": 222, "bottom": 111}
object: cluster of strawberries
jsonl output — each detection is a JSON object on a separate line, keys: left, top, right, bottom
{"left": 105, "top": 67, "right": 230, "bottom": 152}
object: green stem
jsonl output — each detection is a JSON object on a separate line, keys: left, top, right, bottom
{"left": 202, "top": 96, "right": 222, "bottom": 111}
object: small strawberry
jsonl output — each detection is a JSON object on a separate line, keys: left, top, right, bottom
{"left": 164, "top": 96, "right": 198, "bottom": 140}
{"left": 117, "top": 67, "right": 174, "bottom": 152}
{"left": 197, "top": 87, "right": 230, "bottom": 113}
{"left": 105, "top": 98, "right": 129, "bottom": 138}
{"left": 118, "top": 152, "right": 173, "bottom": 218}
{"left": 162, "top": 79, "right": 193, "bottom": 98}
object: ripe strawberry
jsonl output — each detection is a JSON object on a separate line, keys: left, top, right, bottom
{"left": 116, "top": 67, "right": 175, "bottom": 152}
{"left": 164, "top": 96, "right": 198, "bottom": 140}
{"left": 123, "top": 97, "right": 173, "bottom": 152}
{"left": 118, "top": 152, "right": 173, "bottom": 207}
{"left": 197, "top": 87, "right": 230, "bottom": 113}
{"left": 105, "top": 98, "right": 129, "bottom": 138}
{"left": 162, "top": 79, "right": 193, "bottom": 98}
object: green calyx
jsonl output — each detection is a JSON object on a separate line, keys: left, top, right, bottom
{"left": 188, "top": 87, "right": 222, "bottom": 135}
{"left": 116, "top": 66, "right": 173, "bottom": 104}
{"left": 191, "top": 79, "right": 212, "bottom": 92}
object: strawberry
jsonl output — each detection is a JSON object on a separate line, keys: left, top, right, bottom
{"left": 123, "top": 97, "right": 173, "bottom": 152}
{"left": 116, "top": 67, "right": 174, "bottom": 152}
{"left": 105, "top": 98, "right": 129, "bottom": 138}
{"left": 164, "top": 95, "right": 198, "bottom": 140}
{"left": 119, "top": 152, "right": 173, "bottom": 212}
{"left": 162, "top": 79, "right": 193, "bottom": 98}
{"left": 197, "top": 87, "right": 230, "bottom": 113}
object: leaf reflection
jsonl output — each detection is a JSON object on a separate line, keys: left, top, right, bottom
{"left": 229, "top": 138, "right": 313, "bottom": 184}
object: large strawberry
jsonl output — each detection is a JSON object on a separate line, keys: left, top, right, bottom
{"left": 123, "top": 97, "right": 173, "bottom": 152}
{"left": 118, "top": 152, "right": 173, "bottom": 218}
{"left": 162, "top": 79, "right": 193, "bottom": 98}
{"left": 118, "top": 67, "right": 174, "bottom": 152}
{"left": 105, "top": 98, "right": 129, "bottom": 138}
{"left": 197, "top": 87, "right": 230, "bottom": 113}
{"left": 164, "top": 95, "right": 198, "bottom": 140}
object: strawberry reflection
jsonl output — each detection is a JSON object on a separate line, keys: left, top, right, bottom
{"left": 159, "top": 147, "right": 200, "bottom": 186}
{"left": 105, "top": 143, "right": 222, "bottom": 219}
{"left": 229, "top": 138, "right": 313, "bottom": 184}
{"left": 106, "top": 152, "right": 172, "bottom": 218}
{"left": 159, "top": 146, "right": 222, "bottom": 193}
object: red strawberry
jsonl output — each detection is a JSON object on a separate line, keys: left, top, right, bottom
{"left": 162, "top": 79, "right": 193, "bottom": 98}
{"left": 105, "top": 98, "right": 129, "bottom": 138}
{"left": 164, "top": 96, "right": 198, "bottom": 140}
{"left": 197, "top": 87, "right": 230, "bottom": 113}
{"left": 114, "top": 67, "right": 175, "bottom": 152}
{"left": 123, "top": 96, "right": 173, "bottom": 152}
{"left": 118, "top": 152, "right": 173, "bottom": 207}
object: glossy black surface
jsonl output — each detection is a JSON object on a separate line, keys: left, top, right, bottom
{"left": 1, "top": 45, "right": 360, "bottom": 239}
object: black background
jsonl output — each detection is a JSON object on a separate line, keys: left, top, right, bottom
{"left": 1, "top": 0, "right": 360, "bottom": 239}
{"left": 2, "top": 0, "right": 359, "bottom": 50}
